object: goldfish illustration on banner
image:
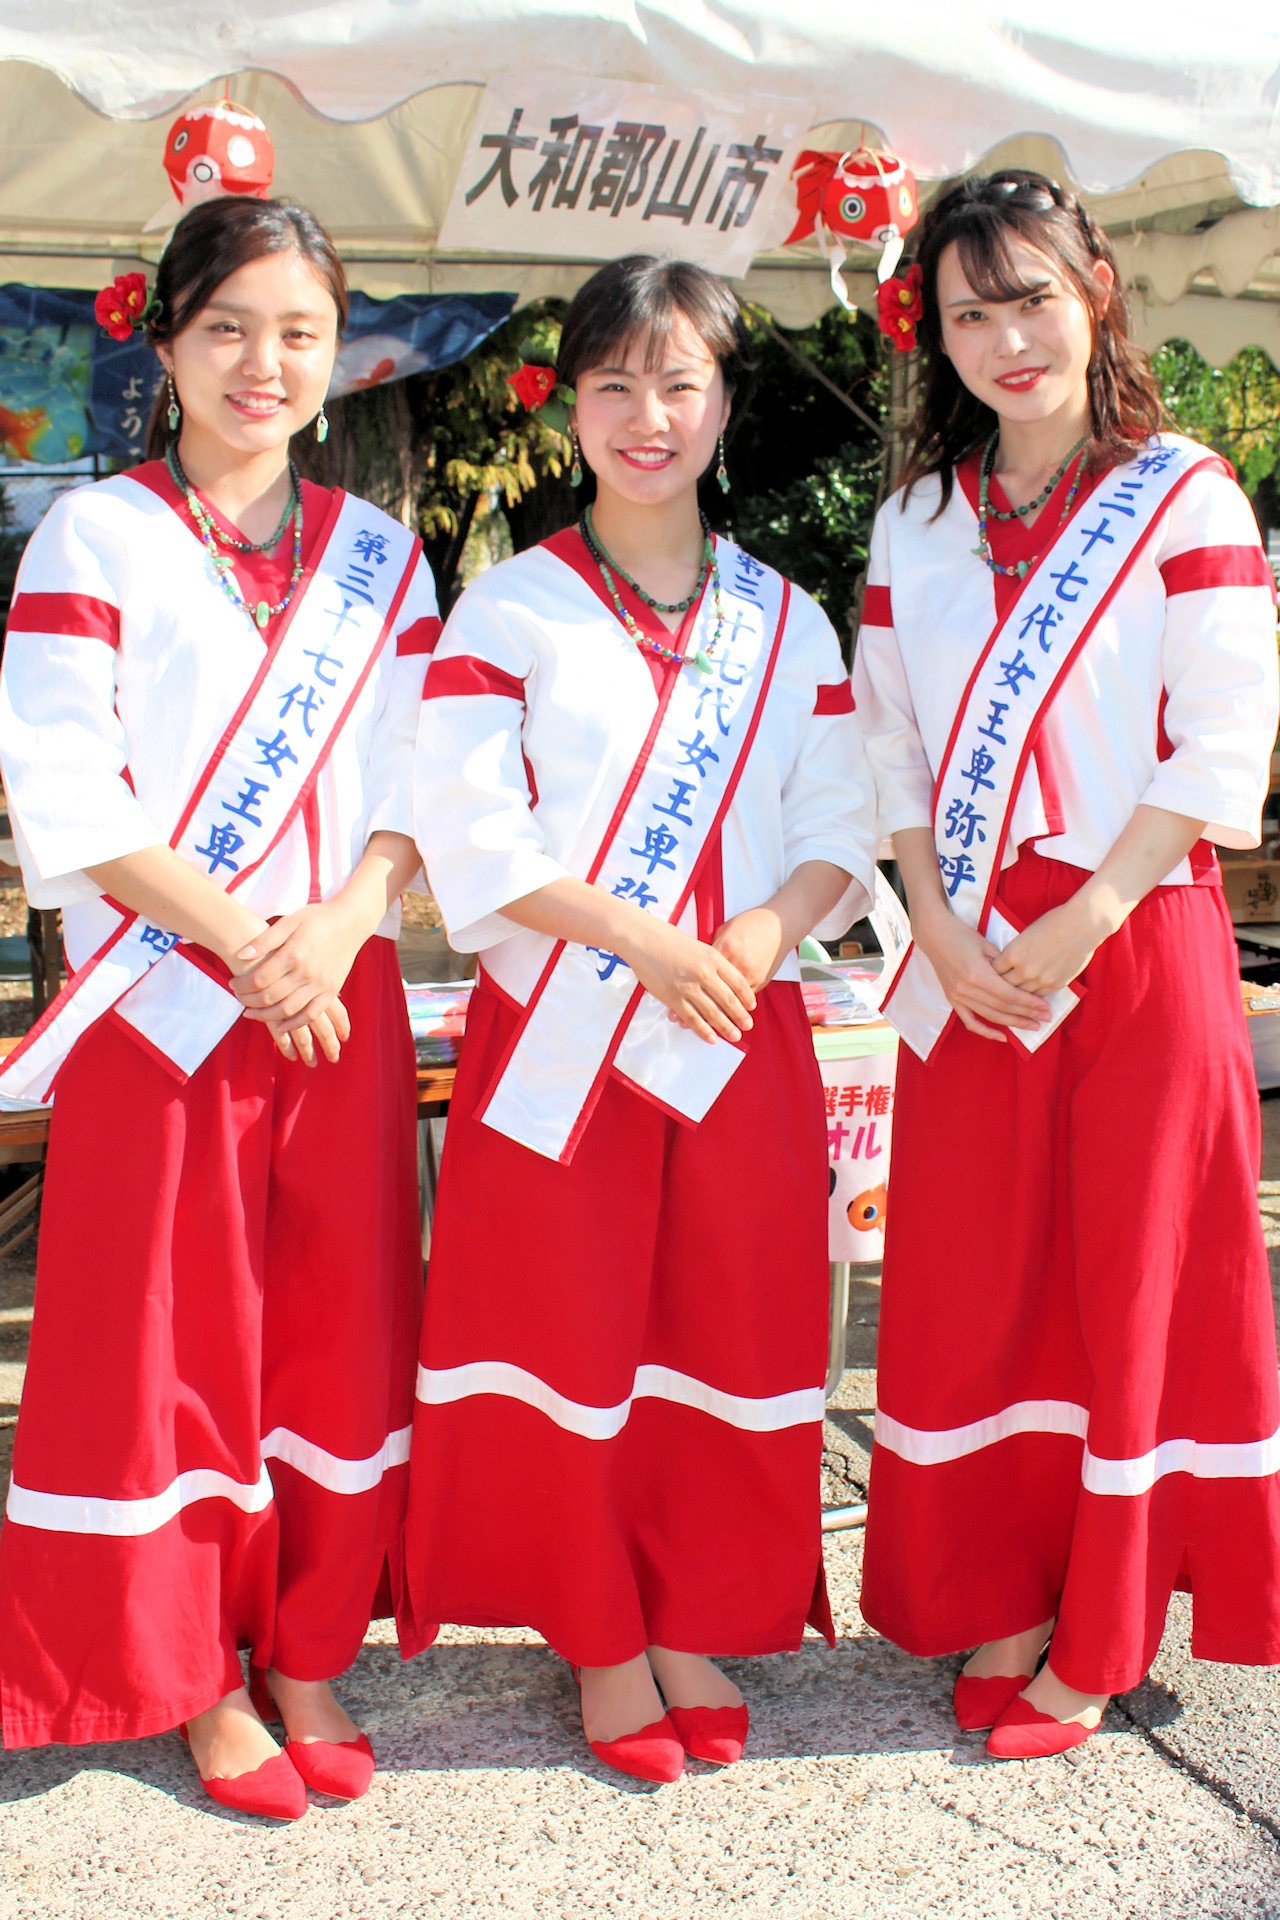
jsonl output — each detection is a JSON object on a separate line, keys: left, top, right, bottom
{"left": 785, "top": 147, "right": 919, "bottom": 311}
{"left": 848, "top": 1183, "right": 889, "bottom": 1236}
{"left": 0, "top": 402, "right": 49, "bottom": 463}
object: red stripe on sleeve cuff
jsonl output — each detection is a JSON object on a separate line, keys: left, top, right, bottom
{"left": 861, "top": 585, "right": 893, "bottom": 627}
{"left": 814, "top": 681, "right": 856, "bottom": 715}
{"left": 7, "top": 591, "right": 120, "bottom": 646}
{"left": 422, "top": 655, "right": 526, "bottom": 702}
{"left": 1160, "top": 545, "right": 1278, "bottom": 602}
{"left": 397, "top": 615, "right": 443, "bottom": 656}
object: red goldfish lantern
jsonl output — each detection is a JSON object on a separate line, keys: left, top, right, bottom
{"left": 162, "top": 100, "right": 274, "bottom": 210}
{"left": 786, "top": 146, "right": 919, "bottom": 311}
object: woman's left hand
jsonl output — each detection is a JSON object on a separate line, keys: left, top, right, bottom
{"left": 231, "top": 901, "right": 364, "bottom": 1030}
{"left": 990, "top": 897, "right": 1105, "bottom": 996}
{"left": 712, "top": 906, "right": 787, "bottom": 991}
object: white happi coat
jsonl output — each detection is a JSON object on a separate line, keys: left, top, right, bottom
{"left": 852, "top": 449, "right": 1279, "bottom": 882}
{"left": 0, "top": 473, "right": 439, "bottom": 977}
{"left": 414, "top": 534, "right": 877, "bottom": 1011}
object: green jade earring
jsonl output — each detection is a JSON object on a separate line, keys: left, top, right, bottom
{"left": 166, "top": 374, "right": 180, "bottom": 434}
{"left": 315, "top": 404, "right": 329, "bottom": 444}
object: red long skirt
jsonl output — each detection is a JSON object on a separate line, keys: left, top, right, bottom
{"left": 861, "top": 851, "right": 1280, "bottom": 1694}
{"left": 0, "top": 935, "right": 422, "bottom": 1748}
{"left": 398, "top": 977, "right": 834, "bottom": 1668}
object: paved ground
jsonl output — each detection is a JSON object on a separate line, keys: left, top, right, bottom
{"left": 0, "top": 1090, "right": 1277, "bottom": 1917}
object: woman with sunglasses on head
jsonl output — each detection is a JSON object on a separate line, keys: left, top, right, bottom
{"left": 400, "top": 255, "right": 877, "bottom": 1782}
{"left": 0, "top": 196, "right": 436, "bottom": 1816}
{"left": 853, "top": 170, "right": 1280, "bottom": 1757}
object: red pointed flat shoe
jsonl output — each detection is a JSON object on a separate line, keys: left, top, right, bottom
{"left": 953, "top": 1671, "right": 1033, "bottom": 1733}
{"left": 986, "top": 1696, "right": 1099, "bottom": 1759}
{"left": 180, "top": 1726, "right": 308, "bottom": 1821}
{"left": 665, "top": 1703, "right": 749, "bottom": 1766}
{"left": 587, "top": 1717, "right": 685, "bottom": 1784}
{"left": 284, "top": 1732, "right": 376, "bottom": 1801}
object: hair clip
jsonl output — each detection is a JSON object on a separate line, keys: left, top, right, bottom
{"left": 94, "top": 272, "right": 161, "bottom": 342}
{"left": 875, "top": 263, "right": 923, "bottom": 353}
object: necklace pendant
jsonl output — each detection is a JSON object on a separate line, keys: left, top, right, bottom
{"left": 1015, "top": 560, "right": 1030, "bottom": 579}
{"left": 254, "top": 600, "right": 271, "bottom": 630}
{"left": 693, "top": 648, "right": 713, "bottom": 674}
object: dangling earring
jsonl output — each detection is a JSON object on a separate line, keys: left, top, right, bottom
{"left": 315, "top": 404, "right": 330, "bottom": 444}
{"left": 166, "top": 374, "right": 180, "bottom": 434}
{"left": 716, "top": 432, "right": 730, "bottom": 495}
{"left": 569, "top": 426, "right": 583, "bottom": 489}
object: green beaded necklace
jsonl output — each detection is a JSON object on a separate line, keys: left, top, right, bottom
{"left": 166, "top": 445, "right": 304, "bottom": 630}
{"left": 973, "top": 431, "right": 1088, "bottom": 581}
{"left": 581, "top": 507, "right": 723, "bottom": 673}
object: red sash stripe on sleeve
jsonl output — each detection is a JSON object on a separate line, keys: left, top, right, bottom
{"left": 422, "top": 655, "right": 526, "bottom": 703}
{"left": 1160, "top": 545, "right": 1278, "bottom": 603}
{"left": 6, "top": 591, "right": 120, "bottom": 647}
{"left": 814, "top": 681, "right": 856, "bottom": 715}
{"left": 397, "top": 615, "right": 443, "bottom": 656}
{"left": 861, "top": 585, "right": 893, "bottom": 627}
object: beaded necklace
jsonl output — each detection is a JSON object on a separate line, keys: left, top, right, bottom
{"left": 581, "top": 503, "right": 710, "bottom": 612}
{"left": 580, "top": 509, "right": 723, "bottom": 673}
{"left": 166, "top": 445, "right": 305, "bottom": 630}
{"left": 973, "top": 431, "right": 1088, "bottom": 580}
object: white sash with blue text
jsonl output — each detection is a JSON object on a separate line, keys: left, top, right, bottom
{"left": 479, "top": 542, "right": 789, "bottom": 1164}
{"left": 882, "top": 436, "right": 1218, "bottom": 1061}
{"left": 0, "top": 491, "right": 417, "bottom": 1103}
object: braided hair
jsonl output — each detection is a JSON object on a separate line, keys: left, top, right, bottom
{"left": 899, "top": 169, "right": 1164, "bottom": 510}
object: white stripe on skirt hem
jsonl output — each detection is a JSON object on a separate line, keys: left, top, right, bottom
{"left": 416, "top": 1351, "right": 825, "bottom": 1443}
{"left": 415, "top": 1359, "right": 825, "bottom": 1438}
{"left": 874, "top": 1399, "right": 1280, "bottom": 1495}
{"left": 4, "top": 1424, "right": 412, "bottom": 1536}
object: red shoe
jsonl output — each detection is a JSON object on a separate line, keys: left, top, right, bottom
{"left": 953, "top": 1671, "right": 1033, "bottom": 1733}
{"left": 284, "top": 1732, "right": 376, "bottom": 1801}
{"left": 587, "top": 1718, "right": 686, "bottom": 1784}
{"left": 665, "top": 1703, "right": 749, "bottom": 1766}
{"left": 248, "top": 1665, "right": 376, "bottom": 1799}
{"left": 986, "top": 1696, "right": 1099, "bottom": 1759}
{"left": 180, "top": 1727, "right": 308, "bottom": 1821}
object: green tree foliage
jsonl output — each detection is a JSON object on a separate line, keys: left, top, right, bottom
{"left": 1153, "top": 340, "right": 1280, "bottom": 511}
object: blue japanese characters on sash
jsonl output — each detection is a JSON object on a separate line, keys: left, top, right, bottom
{"left": 179, "top": 505, "right": 407, "bottom": 889}
{"left": 933, "top": 439, "right": 1201, "bottom": 937}
{"left": 583, "top": 548, "right": 771, "bottom": 985}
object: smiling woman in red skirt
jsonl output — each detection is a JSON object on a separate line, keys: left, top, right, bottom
{"left": 0, "top": 197, "right": 434, "bottom": 1816}
{"left": 400, "top": 257, "right": 878, "bottom": 1782}
{"left": 853, "top": 170, "right": 1280, "bottom": 1757}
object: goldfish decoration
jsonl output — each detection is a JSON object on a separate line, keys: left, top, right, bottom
{"left": 847, "top": 1183, "right": 889, "bottom": 1236}
{"left": 785, "top": 146, "right": 919, "bottom": 313}
{"left": 162, "top": 100, "right": 275, "bottom": 209}
{"left": 0, "top": 403, "right": 49, "bottom": 463}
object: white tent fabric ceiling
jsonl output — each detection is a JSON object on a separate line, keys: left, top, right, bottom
{"left": 1, "top": 3, "right": 1278, "bottom": 363}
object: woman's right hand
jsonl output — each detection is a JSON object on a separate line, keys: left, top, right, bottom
{"left": 913, "top": 904, "right": 1051, "bottom": 1042}
{"left": 622, "top": 915, "right": 756, "bottom": 1044}
{"left": 271, "top": 995, "right": 351, "bottom": 1067}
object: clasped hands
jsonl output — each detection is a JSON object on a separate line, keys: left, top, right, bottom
{"left": 227, "top": 900, "right": 362, "bottom": 1067}
{"left": 916, "top": 894, "right": 1107, "bottom": 1043}
{"left": 624, "top": 905, "right": 790, "bottom": 1045}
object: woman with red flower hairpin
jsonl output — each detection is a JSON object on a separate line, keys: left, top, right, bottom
{"left": 853, "top": 169, "right": 1280, "bottom": 1757}
{"left": 399, "top": 254, "right": 878, "bottom": 1783}
{"left": 0, "top": 196, "right": 437, "bottom": 1816}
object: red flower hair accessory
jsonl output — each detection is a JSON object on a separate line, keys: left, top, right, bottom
{"left": 94, "top": 271, "right": 160, "bottom": 342}
{"left": 507, "top": 343, "right": 575, "bottom": 436}
{"left": 876, "top": 263, "right": 924, "bottom": 353}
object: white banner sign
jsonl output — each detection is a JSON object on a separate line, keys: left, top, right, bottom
{"left": 441, "top": 74, "right": 809, "bottom": 276}
{"left": 821, "top": 1032, "right": 898, "bottom": 1264}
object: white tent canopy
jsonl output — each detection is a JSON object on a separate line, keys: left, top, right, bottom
{"left": 2, "top": 3, "right": 1279, "bottom": 362}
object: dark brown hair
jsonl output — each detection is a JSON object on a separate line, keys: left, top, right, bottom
{"left": 556, "top": 255, "right": 755, "bottom": 418}
{"left": 144, "top": 196, "right": 347, "bottom": 458}
{"left": 900, "top": 169, "right": 1164, "bottom": 509}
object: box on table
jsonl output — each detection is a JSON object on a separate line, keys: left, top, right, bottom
{"left": 1220, "top": 856, "right": 1280, "bottom": 924}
